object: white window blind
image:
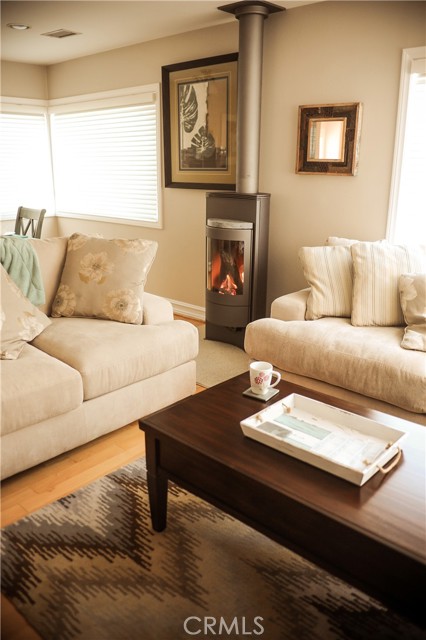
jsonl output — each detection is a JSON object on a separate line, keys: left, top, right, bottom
{"left": 387, "top": 47, "right": 426, "bottom": 243}
{"left": 49, "top": 89, "right": 161, "bottom": 227}
{"left": 0, "top": 109, "right": 54, "bottom": 220}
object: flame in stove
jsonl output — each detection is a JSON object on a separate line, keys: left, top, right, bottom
{"left": 219, "top": 274, "right": 238, "bottom": 295}
{"left": 208, "top": 239, "right": 245, "bottom": 296}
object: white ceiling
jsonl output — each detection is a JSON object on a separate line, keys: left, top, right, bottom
{"left": 1, "top": 1, "right": 321, "bottom": 66}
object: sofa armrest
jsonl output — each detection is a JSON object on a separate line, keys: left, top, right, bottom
{"left": 143, "top": 293, "right": 174, "bottom": 324}
{"left": 270, "top": 288, "right": 310, "bottom": 321}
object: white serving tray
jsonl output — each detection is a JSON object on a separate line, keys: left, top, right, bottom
{"left": 240, "top": 394, "right": 407, "bottom": 486}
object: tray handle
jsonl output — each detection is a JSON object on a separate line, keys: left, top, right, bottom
{"left": 377, "top": 448, "right": 402, "bottom": 475}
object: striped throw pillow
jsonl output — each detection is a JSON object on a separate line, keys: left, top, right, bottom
{"left": 325, "top": 236, "right": 359, "bottom": 246}
{"left": 298, "top": 245, "right": 353, "bottom": 319}
{"left": 351, "top": 243, "right": 426, "bottom": 326}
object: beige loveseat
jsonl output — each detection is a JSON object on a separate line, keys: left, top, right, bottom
{"left": 245, "top": 240, "right": 426, "bottom": 426}
{"left": 1, "top": 236, "right": 199, "bottom": 479}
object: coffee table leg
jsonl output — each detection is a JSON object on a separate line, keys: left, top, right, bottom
{"left": 145, "top": 432, "right": 168, "bottom": 531}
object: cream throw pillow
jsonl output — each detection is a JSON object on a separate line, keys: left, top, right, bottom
{"left": 51, "top": 234, "right": 158, "bottom": 324}
{"left": 299, "top": 245, "right": 353, "bottom": 319}
{"left": 351, "top": 242, "right": 426, "bottom": 326}
{"left": 0, "top": 265, "right": 51, "bottom": 359}
{"left": 325, "top": 236, "right": 359, "bottom": 246}
{"left": 399, "top": 273, "right": 426, "bottom": 352}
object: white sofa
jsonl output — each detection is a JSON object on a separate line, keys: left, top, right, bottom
{"left": 245, "top": 240, "right": 426, "bottom": 426}
{"left": 1, "top": 236, "right": 199, "bottom": 479}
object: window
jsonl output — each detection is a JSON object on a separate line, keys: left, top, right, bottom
{"left": 0, "top": 85, "right": 162, "bottom": 228}
{"left": 49, "top": 86, "right": 162, "bottom": 227}
{"left": 0, "top": 103, "right": 54, "bottom": 220}
{"left": 387, "top": 47, "right": 426, "bottom": 244}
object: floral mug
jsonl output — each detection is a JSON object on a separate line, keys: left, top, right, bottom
{"left": 249, "top": 361, "right": 281, "bottom": 395}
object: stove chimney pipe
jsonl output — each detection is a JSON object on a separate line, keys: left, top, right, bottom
{"left": 219, "top": 1, "right": 284, "bottom": 194}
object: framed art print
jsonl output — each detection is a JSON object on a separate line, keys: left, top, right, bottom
{"left": 162, "top": 53, "right": 238, "bottom": 189}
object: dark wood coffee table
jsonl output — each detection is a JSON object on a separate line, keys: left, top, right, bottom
{"left": 139, "top": 374, "right": 426, "bottom": 626}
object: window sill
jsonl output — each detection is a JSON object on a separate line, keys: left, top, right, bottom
{"left": 56, "top": 212, "right": 163, "bottom": 230}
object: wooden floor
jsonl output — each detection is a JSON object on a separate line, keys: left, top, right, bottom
{"left": 1, "top": 316, "right": 205, "bottom": 639}
{"left": 1, "top": 421, "right": 148, "bottom": 528}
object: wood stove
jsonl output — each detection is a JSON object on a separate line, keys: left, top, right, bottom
{"left": 205, "top": 1, "right": 283, "bottom": 347}
{"left": 205, "top": 191, "right": 270, "bottom": 347}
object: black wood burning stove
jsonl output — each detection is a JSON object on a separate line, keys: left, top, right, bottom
{"left": 205, "top": 191, "right": 270, "bottom": 348}
{"left": 204, "top": 1, "right": 283, "bottom": 347}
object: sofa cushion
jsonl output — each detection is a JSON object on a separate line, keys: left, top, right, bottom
{"left": 0, "top": 266, "right": 51, "bottom": 360}
{"left": 351, "top": 242, "right": 426, "bottom": 327}
{"left": 51, "top": 234, "right": 158, "bottom": 324}
{"left": 399, "top": 273, "right": 426, "bottom": 352}
{"left": 32, "top": 317, "right": 198, "bottom": 401}
{"left": 244, "top": 317, "right": 426, "bottom": 413}
{"left": 298, "top": 245, "right": 353, "bottom": 319}
{"left": 1, "top": 343, "right": 83, "bottom": 434}
{"left": 29, "top": 237, "right": 68, "bottom": 315}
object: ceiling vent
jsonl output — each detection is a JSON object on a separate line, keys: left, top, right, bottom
{"left": 41, "top": 29, "right": 81, "bottom": 39}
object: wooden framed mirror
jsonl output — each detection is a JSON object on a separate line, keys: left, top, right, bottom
{"left": 296, "top": 103, "right": 362, "bottom": 175}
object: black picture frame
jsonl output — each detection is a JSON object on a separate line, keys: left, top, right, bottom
{"left": 162, "top": 53, "right": 238, "bottom": 189}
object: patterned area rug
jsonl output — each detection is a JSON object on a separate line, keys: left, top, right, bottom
{"left": 1, "top": 459, "right": 424, "bottom": 640}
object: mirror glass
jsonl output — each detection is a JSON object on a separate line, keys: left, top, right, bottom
{"left": 308, "top": 118, "right": 346, "bottom": 162}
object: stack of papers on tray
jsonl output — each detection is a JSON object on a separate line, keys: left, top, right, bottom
{"left": 240, "top": 394, "right": 407, "bottom": 486}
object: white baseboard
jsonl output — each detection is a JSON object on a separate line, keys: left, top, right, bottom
{"left": 168, "top": 298, "right": 206, "bottom": 321}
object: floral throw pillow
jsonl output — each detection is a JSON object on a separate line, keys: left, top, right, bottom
{"left": 51, "top": 234, "right": 158, "bottom": 324}
{"left": 0, "top": 265, "right": 51, "bottom": 359}
{"left": 399, "top": 273, "right": 426, "bottom": 352}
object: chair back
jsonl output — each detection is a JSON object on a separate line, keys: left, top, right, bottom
{"left": 15, "top": 206, "right": 46, "bottom": 238}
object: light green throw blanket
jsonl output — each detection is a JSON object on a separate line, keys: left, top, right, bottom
{"left": 0, "top": 236, "right": 45, "bottom": 305}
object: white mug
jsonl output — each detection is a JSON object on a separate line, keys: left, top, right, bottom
{"left": 249, "top": 361, "right": 281, "bottom": 395}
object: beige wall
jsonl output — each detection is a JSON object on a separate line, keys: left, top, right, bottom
{"left": 1, "top": 60, "right": 48, "bottom": 99}
{"left": 2, "top": 2, "right": 425, "bottom": 312}
{"left": 261, "top": 1, "right": 425, "bottom": 300}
